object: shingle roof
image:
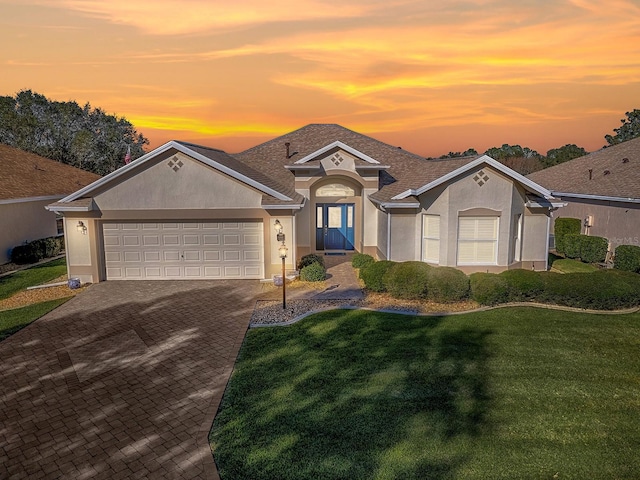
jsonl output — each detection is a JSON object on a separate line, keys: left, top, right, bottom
{"left": 175, "top": 141, "right": 304, "bottom": 205}
{"left": 233, "top": 124, "right": 484, "bottom": 203}
{"left": 0, "top": 144, "right": 101, "bottom": 201}
{"left": 527, "top": 137, "right": 640, "bottom": 200}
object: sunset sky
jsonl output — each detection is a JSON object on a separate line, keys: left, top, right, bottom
{"left": 1, "top": 0, "right": 639, "bottom": 157}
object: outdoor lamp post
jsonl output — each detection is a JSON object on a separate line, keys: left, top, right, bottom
{"left": 274, "top": 220, "right": 287, "bottom": 309}
{"left": 279, "top": 242, "right": 288, "bottom": 310}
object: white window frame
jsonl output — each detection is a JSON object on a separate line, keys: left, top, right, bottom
{"left": 422, "top": 214, "right": 440, "bottom": 264}
{"left": 457, "top": 216, "right": 499, "bottom": 265}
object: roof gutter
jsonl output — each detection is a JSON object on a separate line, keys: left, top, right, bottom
{"left": 552, "top": 192, "right": 640, "bottom": 204}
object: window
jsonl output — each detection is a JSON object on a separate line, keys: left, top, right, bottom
{"left": 316, "top": 183, "right": 355, "bottom": 197}
{"left": 457, "top": 217, "right": 498, "bottom": 265}
{"left": 422, "top": 215, "right": 440, "bottom": 263}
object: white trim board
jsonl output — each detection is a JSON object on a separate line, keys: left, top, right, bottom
{"left": 293, "top": 141, "right": 380, "bottom": 165}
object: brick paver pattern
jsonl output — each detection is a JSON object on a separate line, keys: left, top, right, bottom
{"left": 0, "top": 280, "right": 261, "bottom": 479}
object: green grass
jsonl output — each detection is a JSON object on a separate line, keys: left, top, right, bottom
{"left": 0, "top": 258, "right": 67, "bottom": 300}
{"left": 210, "top": 308, "right": 640, "bottom": 480}
{"left": 0, "top": 298, "right": 69, "bottom": 340}
{"left": 552, "top": 258, "right": 599, "bottom": 273}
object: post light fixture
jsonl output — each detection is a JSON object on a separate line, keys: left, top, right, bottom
{"left": 274, "top": 219, "right": 287, "bottom": 310}
{"left": 76, "top": 221, "right": 87, "bottom": 235}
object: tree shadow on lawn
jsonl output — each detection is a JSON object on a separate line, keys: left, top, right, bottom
{"left": 211, "top": 310, "right": 493, "bottom": 480}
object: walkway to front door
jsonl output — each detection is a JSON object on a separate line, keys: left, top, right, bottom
{"left": 315, "top": 203, "right": 355, "bottom": 251}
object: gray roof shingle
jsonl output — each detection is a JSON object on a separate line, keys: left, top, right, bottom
{"left": 527, "top": 137, "right": 640, "bottom": 200}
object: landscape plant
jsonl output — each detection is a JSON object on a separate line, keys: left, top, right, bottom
{"left": 359, "top": 260, "right": 396, "bottom": 292}
{"left": 470, "top": 272, "right": 509, "bottom": 305}
{"left": 499, "top": 269, "right": 544, "bottom": 301}
{"left": 615, "top": 245, "right": 640, "bottom": 273}
{"left": 351, "top": 253, "right": 375, "bottom": 269}
{"left": 383, "top": 261, "right": 431, "bottom": 299}
{"left": 300, "top": 262, "right": 326, "bottom": 282}
{"left": 426, "top": 266, "right": 470, "bottom": 302}
{"left": 554, "top": 217, "right": 581, "bottom": 254}
{"left": 297, "top": 254, "right": 324, "bottom": 271}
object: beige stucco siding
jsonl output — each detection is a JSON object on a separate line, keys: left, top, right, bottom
{"left": 93, "top": 152, "right": 263, "bottom": 211}
{"left": 377, "top": 209, "right": 389, "bottom": 259}
{"left": 521, "top": 213, "right": 549, "bottom": 265}
{"left": 552, "top": 198, "right": 640, "bottom": 250}
{"left": 389, "top": 213, "right": 417, "bottom": 261}
{"left": 0, "top": 199, "right": 60, "bottom": 264}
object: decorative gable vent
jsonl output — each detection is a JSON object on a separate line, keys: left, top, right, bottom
{"left": 331, "top": 153, "right": 344, "bottom": 167}
{"left": 473, "top": 170, "right": 489, "bottom": 187}
{"left": 167, "top": 156, "right": 184, "bottom": 172}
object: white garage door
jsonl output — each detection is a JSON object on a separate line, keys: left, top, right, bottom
{"left": 103, "top": 222, "right": 264, "bottom": 280}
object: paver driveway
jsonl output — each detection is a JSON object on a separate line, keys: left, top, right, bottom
{"left": 0, "top": 280, "right": 262, "bottom": 479}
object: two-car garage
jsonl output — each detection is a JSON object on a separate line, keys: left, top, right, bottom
{"left": 102, "top": 221, "right": 264, "bottom": 280}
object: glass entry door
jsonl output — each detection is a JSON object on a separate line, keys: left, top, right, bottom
{"left": 316, "top": 203, "right": 355, "bottom": 250}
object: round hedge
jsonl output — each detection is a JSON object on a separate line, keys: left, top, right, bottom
{"left": 383, "top": 261, "right": 431, "bottom": 299}
{"left": 352, "top": 253, "right": 375, "bottom": 269}
{"left": 297, "top": 254, "right": 324, "bottom": 270}
{"left": 499, "top": 269, "right": 544, "bottom": 301}
{"left": 470, "top": 272, "right": 509, "bottom": 305}
{"left": 300, "top": 262, "right": 326, "bottom": 282}
{"left": 426, "top": 267, "right": 470, "bottom": 303}
{"left": 360, "top": 260, "right": 396, "bottom": 292}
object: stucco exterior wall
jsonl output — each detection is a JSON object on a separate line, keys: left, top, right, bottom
{"left": 552, "top": 198, "right": 640, "bottom": 250}
{"left": 389, "top": 212, "right": 418, "bottom": 261}
{"left": 93, "top": 152, "right": 263, "bottom": 211}
{"left": 521, "top": 211, "right": 549, "bottom": 268}
{"left": 376, "top": 209, "right": 389, "bottom": 259}
{"left": 0, "top": 199, "right": 60, "bottom": 264}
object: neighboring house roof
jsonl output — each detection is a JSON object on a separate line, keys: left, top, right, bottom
{"left": 527, "top": 136, "right": 640, "bottom": 202}
{"left": 0, "top": 143, "right": 101, "bottom": 202}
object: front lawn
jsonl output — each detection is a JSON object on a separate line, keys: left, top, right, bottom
{"left": 0, "top": 298, "right": 69, "bottom": 340}
{"left": 0, "top": 258, "right": 67, "bottom": 300}
{"left": 551, "top": 258, "right": 599, "bottom": 274}
{"left": 210, "top": 308, "right": 640, "bottom": 480}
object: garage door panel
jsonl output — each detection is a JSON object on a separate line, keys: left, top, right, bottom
{"left": 183, "top": 235, "right": 200, "bottom": 245}
{"left": 203, "top": 235, "right": 220, "bottom": 245}
{"left": 124, "top": 251, "right": 141, "bottom": 262}
{"left": 164, "top": 251, "right": 180, "bottom": 261}
{"left": 163, "top": 235, "right": 179, "bottom": 245}
{"left": 183, "top": 250, "right": 201, "bottom": 261}
{"left": 223, "top": 234, "right": 240, "bottom": 245}
{"left": 144, "top": 251, "right": 161, "bottom": 262}
{"left": 104, "top": 221, "right": 264, "bottom": 280}
{"left": 124, "top": 267, "right": 143, "bottom": 278}
{"left": 143, "top": 235, "right": 160, "bottom": 246}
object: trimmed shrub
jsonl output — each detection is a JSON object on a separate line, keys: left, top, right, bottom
{"left": 10, "top": 236, "right": 64, "bottom": 265}
{"left": 297, "top": 254, "right": 324, "bottom": 271}
{"left": 383, "top": 261, "right": 431, "bottom": 299}
{"left": 499, "top": 269, "right": 544, "bottom": 301}
{"left": 563, "top": 234, "right": 582, "bottom": 259}
{"left": 360, "top": 260, "right": 396, "bottom": 292}
{"left": 300, "top": 262, "right": 326, "bottom": 282}
{"left": 615, "top": 244, "right": 640, "bottom": 273}
{"left": 539, "top": 270, "right": 640, "bottom": 310}
{"left": 352, "top": 253, "right": 375, "bottom": 269}
{"left": 426, "top": 267, "right": 470, "bottom": 303}
{"left": 554, "top": 217, "right": 581, "bottom": 254}
{"left": 563, "top": 234, "right": 609, "bottom": 263}
{"left": 470, "top": 273, "right": 509, "bottom": 305}
{"left": 580, "top": 235, "right": 608, "bottom": 263}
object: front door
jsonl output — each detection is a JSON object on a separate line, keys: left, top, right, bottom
{"left": 316, "top": 203, "right": 355, "bottom": 250}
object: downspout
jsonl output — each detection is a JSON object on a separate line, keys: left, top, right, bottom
{"left": 292, "top": 214, "right": 297, "bottom": 271}
{"left": 386, "top": 211, "right": 391, "bottom": 260}
{"left": 545, "top": 213, "right": 551, "bottom": 271}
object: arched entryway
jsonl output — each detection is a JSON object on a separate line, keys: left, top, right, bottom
{"left": 311, "top": 176, "right": 363, "bottom": 252}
